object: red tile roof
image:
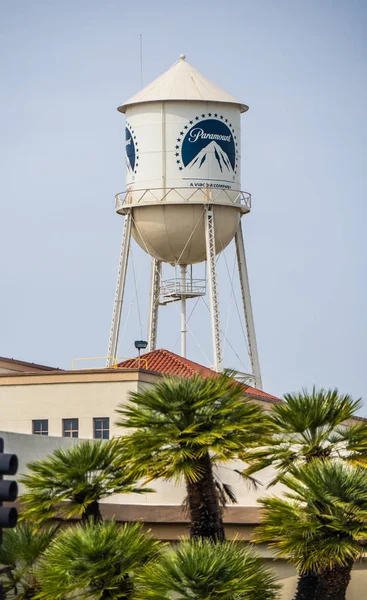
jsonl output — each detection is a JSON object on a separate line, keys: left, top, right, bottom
{"left": 117, "top": 349, "right": 281, "bottom": 404}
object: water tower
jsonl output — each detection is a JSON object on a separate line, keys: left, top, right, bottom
{"left": 107, "top": 55, "right": 262, "bottom": 388}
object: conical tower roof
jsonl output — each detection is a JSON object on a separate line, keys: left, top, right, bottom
{"left": 118, "top": 55, "right": 248, "bottom": 113}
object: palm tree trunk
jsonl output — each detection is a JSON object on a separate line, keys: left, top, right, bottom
{"left": 82, "top": 500, "right": 102, "bottom": 523}
{"left": 185, "top": 452, "right": 225, "bottom": 542}
{"left": 314, "top": 563, "right": 353, "bottom": 600}
{"left": 293, "top": 571, "right": 319, "bottom": 600}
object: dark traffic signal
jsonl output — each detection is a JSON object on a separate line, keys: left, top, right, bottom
{"left": 0, "top": 437, "right": 18, "bottom": 599}
{"left": 0, "top": 438, "right": 18, "bottom": 529}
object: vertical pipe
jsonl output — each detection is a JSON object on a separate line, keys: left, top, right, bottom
{"left": 235, "top": 221, "right": 262, "bottom": 389}
{"left": 181, "top": 265, "right": 187, "bottom": 357}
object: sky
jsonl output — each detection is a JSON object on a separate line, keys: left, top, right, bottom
{"left": 1, "top": 0, "right": 366, "bottom": 411}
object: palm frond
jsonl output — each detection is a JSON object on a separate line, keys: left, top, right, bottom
{"left": 0, "top": 521, "right": 58, "bottom": 598}
{"left": 134, "top": 539, "right": 280, "bottom": 600}
{"left": 37, "top": 521, "right": 163, "bottom": 599}
{"left": 116, "top": 373, "right": 272, "bottom": 485}
{"left": 255, "top": 461, "right": 367, "bottom": 573}
{"left": 20, "top": 438, "right": 153, "bottom": 523}
{"left": 242, "top": 388, "right": 364, "bottom": 484}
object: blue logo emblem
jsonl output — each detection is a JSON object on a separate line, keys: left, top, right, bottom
{"left": 125, "top": 123, "right": 139, "bottom": 174}
{"left": 176, "top": 114, "right": 238, "bottom": 179}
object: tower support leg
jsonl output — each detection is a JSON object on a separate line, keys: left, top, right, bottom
{"left": 106, "top": 210, "right": 132, "bottom": 367}
{"left": 147, "top": 258, "right": 162, "bottom": 352}
{"left": 235, "top": 221, "right": 262, "bottom": 389}
{"left": 180, "top": 265, "right": 187, "bottom": 358}
{"left": 204, "top": 206, "right": 223, "bottom": 372}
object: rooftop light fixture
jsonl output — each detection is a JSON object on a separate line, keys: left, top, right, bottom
{"left": 134, "top": 340, "right": 148, "bottom": 368}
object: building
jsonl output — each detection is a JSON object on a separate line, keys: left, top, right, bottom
{"left": 0, "top": 350, "right": 278, "bottom": 439}
{"left": 0, "top": 351, "right": 365, "bottom": 599}
{"left": 0, "top": 348, "right": 283, "bottom": 521}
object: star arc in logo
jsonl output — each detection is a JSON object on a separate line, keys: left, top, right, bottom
{"left": 125, "top": 121, "right": 139, "bottom": 175}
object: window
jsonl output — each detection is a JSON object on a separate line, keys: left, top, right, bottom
{"left": 94, "top": 418, "right": 109, "bottom": 439}
{"left": 63, "top": 418, "right": 79, "bottom": 438}
{"left": 33, "top": 419, "right": 48, "bottom": 435}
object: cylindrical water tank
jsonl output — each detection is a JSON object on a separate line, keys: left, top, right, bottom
{"left": 117, "top": 56, "right": 249, "bottom": 265}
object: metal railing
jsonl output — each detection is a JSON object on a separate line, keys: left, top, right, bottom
{"left": 160, "top": 278, "right": 206, "bottom": 298}
{"left": 115, "top": 187, "right": 251, "bottom": 211}
{"left": 234, "top": 372, "right": 257, "bottom": 387}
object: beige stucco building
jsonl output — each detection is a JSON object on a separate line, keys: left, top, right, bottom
{"left": 0, "top": 352, "right": 365, "bottom": 599}
{"left": 0, "top": 351, "right": 279, "bottom": 439}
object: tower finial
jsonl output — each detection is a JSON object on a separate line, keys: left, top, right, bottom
{"left": 179, "top": 53, "right": 186, "bottom": 60}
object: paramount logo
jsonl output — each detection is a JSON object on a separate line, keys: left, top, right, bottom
{"left": 188, "top": 128, "right": 232, "bottom": 143}
{"left": 179, "top": 116, "right": 237, "bottom": 175}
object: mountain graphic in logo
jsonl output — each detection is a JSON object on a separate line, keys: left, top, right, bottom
{"left": 187, "top": 141, "right": 233, "bottom": 177}
{"left": 179, "top": 117, "right": 237, "bottom": 179}
{"left": 125, "top": 124, "right": 139, "bottom": 174}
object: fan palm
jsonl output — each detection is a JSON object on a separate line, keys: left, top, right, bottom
{"left": 255, "top": 461, "right": 367, "bottom": 600}
{"left": 134, "top": 538, "right": 280, "bottom": 600}
{"left": 241, "top": 388, "right": 367, "bottom": 483}
{"left": 0, "top": 521, "right": 58, "bottom": 599}
{"left": 36, "top": 520, "right": 162, "bottom": 599}
{"left": 240, "top": 388, "right": 367, "bottom": 599}
{"left": 20, "top": 438, "right": 153, "bottom": 523}
{"left": 116, "top": 372, "right": 271, "bottom": 541}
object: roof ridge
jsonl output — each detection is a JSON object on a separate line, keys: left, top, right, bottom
{"left": 156, "top": 349, "right": 214, "bottom": 376}
{"left": 157, "top": 349, "right": 197, "bottom": 377}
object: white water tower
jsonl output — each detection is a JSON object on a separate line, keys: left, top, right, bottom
{"left": 107, "top": 55, "right": 262, "bottom": 388}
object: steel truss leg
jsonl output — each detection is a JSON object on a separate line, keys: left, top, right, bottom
{"left": 180, "top": 265, "right": 187, "bottom": 358}
{"left": 147, "top": 258, "right": 162, "bottom": 352}
{"left": 106, "top": 211, "right": 132, "bottom": 367}
{"left": 235, "top": 221, "right": 262, "bottom": 389}
{"left": 204, "top": 206, "right": 223, "bottom": 372}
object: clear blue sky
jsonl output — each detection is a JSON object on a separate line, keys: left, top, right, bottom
{"left": 1, "top": 0, "right": 366, "bottom": 410}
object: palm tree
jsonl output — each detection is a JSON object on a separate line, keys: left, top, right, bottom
{"left": 116, "top": 372, "right": 271, "bottom": 541}
{"left": 0, "top": 521, "right": 58, "bottom": 599}
{"left": 240, "top": 388, "right": 367, "bottom": 599}
{"left": 36, "top": 521, "right": 162, "bottom": 600}
{"left": 255, "top": 461, "right": 367, "bottom": 600}
{"left": 133, "top": 538, "right": 280, "bottom": 600}
{"left": 20, "top": 438, "right": 153, "bottom": 524}
{"left": 241, "top": 388, "right": 367, "bottom": 483}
